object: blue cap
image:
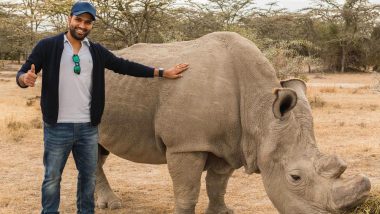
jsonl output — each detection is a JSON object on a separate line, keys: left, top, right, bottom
{"left": 71, "top": 2, "right": 96, "bottom": 20}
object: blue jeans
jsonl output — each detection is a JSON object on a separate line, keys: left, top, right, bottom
{"left": 41, "top": 123, "right": 98, "bottom": 214}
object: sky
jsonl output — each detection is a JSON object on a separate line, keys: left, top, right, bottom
{"left": 254, "top": 0, "right": 380, "bottom": 12}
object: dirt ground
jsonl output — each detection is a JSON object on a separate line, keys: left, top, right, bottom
{"left": 0, "top": 62, "right": 379, "bottom": 214}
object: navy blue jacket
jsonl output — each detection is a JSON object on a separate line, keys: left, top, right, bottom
{"left": 16, "top": 33, "right": 154, "bottom": 126}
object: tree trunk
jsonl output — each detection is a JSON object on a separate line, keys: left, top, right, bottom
{"left": 18, "top": 52, "right": 21, "bottom": 64}
{"left": 341, "top": 45, "right": 346, "bottom": 73}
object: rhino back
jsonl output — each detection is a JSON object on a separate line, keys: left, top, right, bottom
{"left": 100, "top": 32, "right": 279, "bottom": 167}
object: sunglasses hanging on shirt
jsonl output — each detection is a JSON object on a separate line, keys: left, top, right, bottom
{"left": 72, "top": 54, "right": 81, "bottom": 75}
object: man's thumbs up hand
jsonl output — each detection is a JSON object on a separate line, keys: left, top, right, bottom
{"left": 22, "top": 64, "right": 38, "bottom": 87}
{"left": 30, "top": 64, "right": 36, "bottom": 74}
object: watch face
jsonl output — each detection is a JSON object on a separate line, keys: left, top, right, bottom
{"left": 159, "top": 68, "right": 164, "bottom": 77}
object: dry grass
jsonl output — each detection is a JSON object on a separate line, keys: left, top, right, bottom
{"left": 351, "top": 88, "right": 362, "bottom": 94}
{"left": 26, "top": 95, "right": 40, "bottom": 107}
{"left": 0, "top": 78, "right": 10, "bottom": 82}
{"left": 308, "top": 94, "right": 326, "bottom": 108}
{"left": 1, "top": 116, "right": 42, "bottom": 141}
{"left": 313, "top": 73, "right": 326, "bottom": 79}
{"left": 357, "top": 122, "right": 367, "bottom": 128}
{"left": 345, "top": 191, "right": 380, "bottom": 214}
{"left": 320, "top": 87, "right": 337, "bottom": 93}
{"left": 369, "top": 104, "right": 378, "bottom": 111}
{"left": 2, "top": 117, "right": 29, "bottom": 141}
{"left": 358, "top": 104, "right": 379, "bottom": 112}
{"left": 0, "top": 69, "right": 379, "bottom": 214}
{"left": 30, "top": 117, "right": 43, "bottom": 129}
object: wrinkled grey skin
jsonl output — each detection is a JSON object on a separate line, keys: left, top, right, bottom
{"left": 96, "top": 32, "right": 370, "bottom": 214}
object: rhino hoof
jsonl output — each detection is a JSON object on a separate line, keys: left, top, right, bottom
{"left": 109, "top": 200, "right": 122, "bottom": 210}
{"left": 96, "top": 199, "right": 122, "bottom": 210}
{"left": 97, "top": 202, "right": 107, "bottom": 209}
{"left": 206, "top": 207, "right": 234, "bottom": 214}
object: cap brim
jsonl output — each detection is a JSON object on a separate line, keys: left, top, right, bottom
{"left": 72, "top": 11, "right": 96, "bottom": 20}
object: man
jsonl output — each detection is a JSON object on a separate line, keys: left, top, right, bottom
{"left": 16, "top": 1, "right": 188, "bottom": 213}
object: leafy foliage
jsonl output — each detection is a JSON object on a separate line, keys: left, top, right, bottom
{"left": 263, "top": 39, "right": 321, "bottom": 81}
{"left": 0, "top": 0, "right": 379, "bottom": 77}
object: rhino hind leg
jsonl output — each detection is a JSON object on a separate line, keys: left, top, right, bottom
{"left": 95, "top": 144, "right": 122, "bottom": 210}
{"left": 167, "top": 152, "right": 208, "bottom": 214}
{"left": 205, "top": 155, "right": 234, "bottom": 214}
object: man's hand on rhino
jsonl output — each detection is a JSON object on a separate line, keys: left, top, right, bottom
{"left": 164, "top": 63, "right": 189, "bottom": 79}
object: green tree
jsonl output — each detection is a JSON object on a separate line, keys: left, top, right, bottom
{"left": 0, "top": 2, "right": 34, "bottom": 61}
{"left": 306, "top": 0, "right": 379, "bottom": 72}
{"left": 187, "top": 0, "right": 255, "bottom": 31}
{"left": 367, "top": 25, "right": 380, "bottom": 71}
{"left": 93, "top": 0, "right": 174, "bottom": 47}
{"left": 43, "top": 0, "right": 73, "bottom": 32}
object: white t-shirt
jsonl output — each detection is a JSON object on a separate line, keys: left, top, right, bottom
{"left": 57, "top": 35, "right": 93, "bottom": 123}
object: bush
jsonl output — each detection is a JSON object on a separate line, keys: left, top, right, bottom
{"left": 320, "top": 87, "right": 337, "bottom": 93}
{"left": 263, "top": 40, "right": 321, "bottom": 81}
{"left": 308, "top": 95, "right": 326, "bottom": 108}
{"left": 5, "top": 118, "right": 28, "bottom": 142}
{"left": 30, "top": 117, "right": 42, "bottom": 129}
{"left": 2, "top": 116, "right": 42, "bottom": 142}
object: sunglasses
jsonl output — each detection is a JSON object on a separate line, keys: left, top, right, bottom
{"left": 72, "top": 54, "right": 81, "bottom": 74}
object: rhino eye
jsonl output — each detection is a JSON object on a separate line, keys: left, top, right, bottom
{"left": 290, "top": 174, "right": 301, "bottom": 181}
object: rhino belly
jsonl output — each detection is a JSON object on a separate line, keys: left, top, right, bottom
{"left": 99, "top": 111, "right": 167, "bottom": 164}
{"left": 100, "top": 73, "right": 166, "bottom": 164}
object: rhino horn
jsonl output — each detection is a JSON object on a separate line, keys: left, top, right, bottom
{"left": 332, "top": 174, "right": 371, "bottom": 211}
{"left": 272, "top": 88, "right": 297, "bottom": 120}
{"left": 315, "top": 155, "right": 347, "bottom": 179}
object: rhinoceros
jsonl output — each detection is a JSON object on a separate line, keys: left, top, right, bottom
{"left": 95, "top": 32, "right": 371, "bottom": 214}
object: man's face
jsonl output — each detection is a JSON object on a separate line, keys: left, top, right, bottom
{"left": 68, "top": 13, "right": 94, "bottom": 41}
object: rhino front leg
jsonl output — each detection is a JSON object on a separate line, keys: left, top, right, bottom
{"left": 95, "top": 145, "right": 122, "bottom": 210}
{"left": 205, "top": 156, "right": 234, "bottom": 214}
{"left": 167, "top": 152, "right": 208, "bottom": 214}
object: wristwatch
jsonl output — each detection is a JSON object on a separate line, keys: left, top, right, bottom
{"left": 158, "top": 68, "right": 164, "bottom": 77}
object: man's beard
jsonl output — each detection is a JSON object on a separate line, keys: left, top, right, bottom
{"left": 69, "top": 26, "right": 90, "bottom": 41}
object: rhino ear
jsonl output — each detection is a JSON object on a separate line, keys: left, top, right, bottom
{"left": 272, "top": 88, "right": 297, "bottom": 120}
{"left": 280, "top": 79, "right": 307, "bottom": 101}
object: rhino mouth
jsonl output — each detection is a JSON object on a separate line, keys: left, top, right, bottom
{"left": 331, "top": 174, "right": 371, "bottom": 211}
